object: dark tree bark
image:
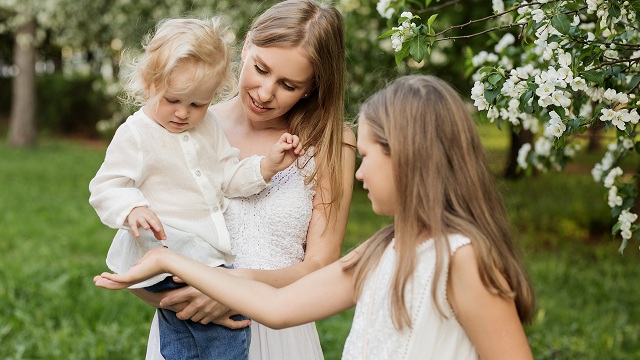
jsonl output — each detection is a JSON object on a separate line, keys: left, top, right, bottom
{"left": 7, "top": 18, "right": 37, "bottom": 147}
{"left": 504, "top": 127, "right": 534, "bottom": 179}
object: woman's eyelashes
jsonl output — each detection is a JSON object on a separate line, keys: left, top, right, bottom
{"left": 253, "top": 64, "right": 297, "bottom": 92}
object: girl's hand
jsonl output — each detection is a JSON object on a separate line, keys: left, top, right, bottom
{"left": 94, "top": 247, "right": 171, "bottom": 289}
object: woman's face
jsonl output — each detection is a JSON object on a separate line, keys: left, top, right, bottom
{"left": 239, "top": 44, "right": 314, "bottom": 124}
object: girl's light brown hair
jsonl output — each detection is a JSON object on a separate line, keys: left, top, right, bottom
{"left": 120, "top": 17, "right": 234, "bottom": 108}
{"left": 248, "top": 0, "right": 347, "bottom": 219}
{"left": 346, "top": 75, "right": 535, "bottom": 329}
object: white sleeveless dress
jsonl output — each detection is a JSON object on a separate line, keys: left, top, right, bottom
{"left": 145, "top": 153, "right": 324, "bottom": 360}
{"left": 342, "top": 235, "right": 479, "bottom": 360}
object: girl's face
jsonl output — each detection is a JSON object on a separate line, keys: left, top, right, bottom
{"left": 355, "top": 118, "right": 396, "bottom": 216}
{"left": 144, "top": 66, "right": 217, "bottom": 133}
{"left": 239, "top": 44, "right": 314, "bottom": 125}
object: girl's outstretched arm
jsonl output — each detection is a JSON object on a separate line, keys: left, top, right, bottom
{"left": 94, "top": 247, "right": 357, "bottom": 328}
{"left": 448, "top": 244, "right": 533, "bottom": 360}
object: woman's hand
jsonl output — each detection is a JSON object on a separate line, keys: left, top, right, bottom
{"left": 160, "top": 280, "right": 251, "bottom": 329}
{"left": 94, "top": 247, "right": 171, "bottom": 289}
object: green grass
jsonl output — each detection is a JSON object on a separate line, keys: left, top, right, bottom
{"left": 1, "top": 129, "right": 640, "bottom": 359}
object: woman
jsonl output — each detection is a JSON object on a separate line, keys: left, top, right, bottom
{"left": 131, "top": 1, "right": 355, "bottom": 358}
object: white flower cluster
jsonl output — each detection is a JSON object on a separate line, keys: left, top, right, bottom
{"left": 376, "top": 0, "right": 395, "bottom": 19}
{"left": 390, "top": 12, "right": 418, "bottom": 52}
{"left": 587, "top": 0, "right": 636, "bottom": 37}
{"left": 598, "top": 89, "right": 640, "bottom": 130}
{"left": 619, "top": 210, "right": 638, "bottom": 241}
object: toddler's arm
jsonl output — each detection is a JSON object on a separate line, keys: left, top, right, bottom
{"left": 259, "top": 133, "right": 304, "bottom": 181}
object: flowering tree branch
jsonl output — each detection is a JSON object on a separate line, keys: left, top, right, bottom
{"left": 377, "top": 0, "right": 640, "bottom": 253}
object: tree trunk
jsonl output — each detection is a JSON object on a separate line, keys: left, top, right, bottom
{"left": 504, "top": 127, "right": 534, "bottom": 179}
{"left": 7, "top": 18, "right": 37, "bottom": 147}
{"left": 587, "top": 122, "right": 602, "bottom": 153}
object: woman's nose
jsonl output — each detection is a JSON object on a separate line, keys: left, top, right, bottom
{"left": 257, "top": 82, "right": 275, "bottom": 102}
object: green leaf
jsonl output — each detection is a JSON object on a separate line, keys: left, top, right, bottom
{"left": 427, "top": 14, "right": 438, "bottom": 28}
{"left": 551, "top": 14, "right": 571, "bottom": 34}
{"left": 484, "top": 87, "right": 501, "bottom": 104}
{"left": 520, "top": 89, "right": 534, "bottom": 110}
{"left": 628, "top": 75, "right": 640, "bottom": 92}
{"left": 426, "top": 0, "right": 432, "bottom": 7}
{"left": 582, "top": 70, "right": 605, "bottom": 87}
{"left": 395, "top": 45, "right": 410, "bottom": 65}
{"left": 618, "top": 237, "right": 628, "bottom": 254}
{"left": 378, "top": 28, "right": 399, "bottom": 39}
{"left": 609, "top": 4, "right": 621, "bottom": 18}
{"left": 409, "top": 37, "right": 427, "bottom": 63}
{"left": 487, "top": 73, "right": 502, "bottom": 85}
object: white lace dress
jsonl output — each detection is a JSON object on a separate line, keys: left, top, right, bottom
{"left": 145, "top": 153, "right": 324, "bottom": 360}
{"left": 342, "top": 235, "right": 479, "bottom": 360}
{"left": 225, "top": 153, "right": 324, "bottom": 360}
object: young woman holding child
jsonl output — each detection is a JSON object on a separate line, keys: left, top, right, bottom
{"left": 89, "top": 16, "right": 304, "bottom": 360}
{"left": 123, "top": 1, "right": 355, "bottom": 359}
{"left": 96, "top": 74, "right": 536, "bottom": 359}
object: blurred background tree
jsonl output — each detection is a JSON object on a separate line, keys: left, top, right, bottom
{"left": 0, "top": 0, "right": 490, "bottom": 146}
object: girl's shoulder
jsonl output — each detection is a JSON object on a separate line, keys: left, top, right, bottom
{"left": 447, "top": 234, "right": 472, "bottom": 254}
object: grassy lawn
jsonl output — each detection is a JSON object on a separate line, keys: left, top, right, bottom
{"left": 1, "top": 126, "right": 639, "bottom": 359}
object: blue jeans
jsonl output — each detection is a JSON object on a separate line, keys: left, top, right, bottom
{"left": 148, "top": 276, "right": 250, "bottom": 359}
{"left": 157, "top": 309, "right": 250, "bottom": 360}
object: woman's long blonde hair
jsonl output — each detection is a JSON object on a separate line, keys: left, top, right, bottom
{"left": 346, "top": 75, "right": 535, "bottom": 329}
{"left": 247, "top": 0, "right": 347, "bottom": 218}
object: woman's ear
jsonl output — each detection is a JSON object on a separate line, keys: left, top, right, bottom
{"left": 241, "top": 32, "right": 251, "bottom": 60}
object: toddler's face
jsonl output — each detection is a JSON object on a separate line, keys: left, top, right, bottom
{"left": 145, "top": 66, "right": 218, "bottom": 133}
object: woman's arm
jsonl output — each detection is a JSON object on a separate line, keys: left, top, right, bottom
{"left": 95, "top": 247, "right": 357, "bottom": 328}
{"left": 448, "top": 245, "right": 533, "bottom": 360}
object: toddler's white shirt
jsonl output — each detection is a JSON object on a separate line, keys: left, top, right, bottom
{"left": 89, "top": 109, "right": 267, "bottom": 287}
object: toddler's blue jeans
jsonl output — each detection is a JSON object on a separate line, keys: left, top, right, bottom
{"left": 148, "top": 276, "right": 250, "bottom": 360}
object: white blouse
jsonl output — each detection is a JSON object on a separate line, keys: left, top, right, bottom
{"left": 89, "top": 109, "right": 267, "bottom": 287}
{"left": 342, "top": 235, "right": 479, "bottom": 360}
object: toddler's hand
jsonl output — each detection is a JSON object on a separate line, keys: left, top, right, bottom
{"left": 126, "top": 206, "right": 166, "bottom": 240}
{"left": 261, "top": 133, "right": 305, "bottom": 180}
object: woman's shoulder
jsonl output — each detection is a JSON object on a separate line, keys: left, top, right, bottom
{"left": 342, "top": 124, "right": 356, "bottom": 147}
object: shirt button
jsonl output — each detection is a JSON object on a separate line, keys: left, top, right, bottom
{"left": 213, "top": 206, "right": 219, "bottom": 212}
{"left": 183, "top": 135, "right": 189, "bottom": 142}
{"left": 195, "top": 170, "right": 202, "bottom": 176}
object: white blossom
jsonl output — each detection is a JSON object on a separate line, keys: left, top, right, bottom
{"left": 608, "top": 186, "right": 623, "bottom": 208}
{"left": 517, "top": 143, "right": 532, "bottom": 169}
{"left": 376, "top": 0, "right": 395, "bottom": 19}
{"left": 604, "top": 167, "right": 623, "bottom": 188}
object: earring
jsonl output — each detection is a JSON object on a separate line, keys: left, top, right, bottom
{"left": 303, "top": 93, "right": 309, "bottom": 98}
